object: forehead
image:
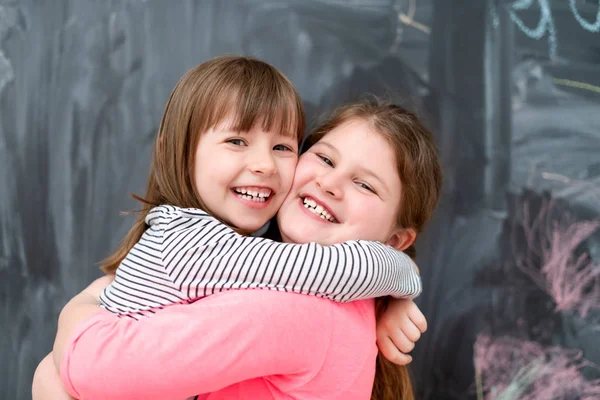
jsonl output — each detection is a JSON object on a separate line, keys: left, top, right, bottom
{"left": 321, "top": 120, "right": 395, "bottom": 163}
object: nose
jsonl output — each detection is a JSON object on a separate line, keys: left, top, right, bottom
{"left": 248, "top": 147, "right": 277, "bottom": 177}
{"left": 315, "top": 170, "right": 343, "bottom": 199}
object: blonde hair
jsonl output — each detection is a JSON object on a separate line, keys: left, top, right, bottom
{"left": 101, "top": 56, "right": 305, "bottom": 273}
{"left": 307, "top": 97, "right": 442, "bottom": 400}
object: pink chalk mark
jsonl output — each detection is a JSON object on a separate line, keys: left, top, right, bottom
{"left": 474, "top": 334, "right": 600, "bottom": 400}
{"left": 516, "top": 198, "right": 600, "bottom": 318}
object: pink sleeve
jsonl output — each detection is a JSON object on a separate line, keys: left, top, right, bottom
{"left": 60, "top": 291, "right": 333, "bottom": 400}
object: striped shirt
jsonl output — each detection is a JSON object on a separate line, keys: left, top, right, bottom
{"left": 100, "top": 205, "right": 422, "bottom": 319}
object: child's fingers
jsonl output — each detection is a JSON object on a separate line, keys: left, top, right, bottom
{"left": 408, "top": 304, "right": 428, "bottom": 333}
{"left": 401, "top": 322, "right": 422, "bottom": 343}
{"left": 376, "top": 336, "right": 413, "bottom": 366}
{"left": 389, "top": 329, "right": 415, "bottom": 354}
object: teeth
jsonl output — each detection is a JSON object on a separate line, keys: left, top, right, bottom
{"left": 304, "top": 199, "right": 317, "bottom": 208}
{"left": 233, "top": 187, "right": 272, "bottom": 202}
{"left": 302, "top": 197, "right": 336, "bottom": 222}
{"left": 237, "top": 194, "right": 266, "bottom": 202}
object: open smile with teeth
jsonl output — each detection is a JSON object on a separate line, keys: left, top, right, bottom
{"left": 233, "top": 187, "right": 272, "bottom": 202}
{"left": 302, "top": 197, "right": 338, "bottom": 223}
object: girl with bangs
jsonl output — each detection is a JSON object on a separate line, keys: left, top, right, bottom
{"left": 86, "top": 56, "right": 422, "bottom": 321}
{"left": 33, "top": 57, "right": 432, "bottom": 399}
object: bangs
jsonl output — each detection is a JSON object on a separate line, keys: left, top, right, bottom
{"left": 201, "top": 68, "right": 305, "bottom": 144}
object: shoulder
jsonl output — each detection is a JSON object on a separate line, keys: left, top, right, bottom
{"left": 204, "top": 291, "right": 375, "bottom": 327}
{"left": 207, "top": 290, "right": 336, "bottom": 318}
{"left": 192, "top": 291, "right": 337, "bottom": 366}
{"left": 145, "top": 205, "right": 223, "bottom": 230}
{"left": 202, "top": 291, "right": 376, "bottom": 348}
{"left": 195, "top": 291, "right": 336, "bottom": 341}
{"left": 146, "top": 205, "right": 210, "bottom": 220}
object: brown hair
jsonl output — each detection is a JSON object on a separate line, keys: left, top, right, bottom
{"left": 101, "top": 56, "right": 305, "bottom": 273}
{"left": 307, "top": 97, "right": 442, "bottom": 400}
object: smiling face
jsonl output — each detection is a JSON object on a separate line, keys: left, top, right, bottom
{"left": 277, "top": 119, "right": 407, "bottom": 246}
{"left": 194, "top": 118, "right": 299, "bottom": 233}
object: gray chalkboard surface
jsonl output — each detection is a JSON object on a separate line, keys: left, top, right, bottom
{"left": 1, "top": 1, "right": 599, "bottom": 399}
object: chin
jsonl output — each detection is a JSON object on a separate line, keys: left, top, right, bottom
{"left": 284, "top": 227, "right": 320, "bottom": 245}
{"left": 278, "top": 227, "right": 303, "bottom": 244}
{"left": 234, "top": 220, "right": 266, "bottom": 234}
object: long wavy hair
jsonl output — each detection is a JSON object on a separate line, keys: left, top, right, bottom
{"left": 307, "top": 97, "right": 442, "bottom": 400}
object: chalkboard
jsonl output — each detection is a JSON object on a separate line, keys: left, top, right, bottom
{"left": 1, "top": 1, "right": 599, "bottom": 399}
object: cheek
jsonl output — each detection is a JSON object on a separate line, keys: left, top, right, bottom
{"left": 193, "top": 158, "right": 207, "bottom": 185}
{"left": 194, "top": 158, "right": 218, "bottom": 187}
{"left": 349, "top": 202, "right": 373, "bottom": 226}
{"left": 194, "top": 145, "right": 217, "bottom": 178}
{"left": 290, "top": 158, "right": 318, "bottom": 188}
{"left": 347, "top": 199, "right": 393, "bottom": 239}
{"left": 279, "top": 158, "right": 298, "bottom": 190}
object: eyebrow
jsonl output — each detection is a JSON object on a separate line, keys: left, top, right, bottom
{"left": 316, "top": 140, "right": 390, "bottom": 194}
{"left": 314, "top": 140, "right": 339, "bottom": 154}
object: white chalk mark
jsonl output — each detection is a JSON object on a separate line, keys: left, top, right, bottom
{"left": 541, "top": 171, "right": 600, "bottom": 198}
{"left": 541, "top": 171, "right": 571, "bottom": 184}
{"left": 504, "top": 0, "right": 600, "bottom": 59}
{"left": 489, "top": 0, "right": 500, "bottom": 29}
{"left": 399, "top": 13, "right": 431, "bottom": 34}
{"left": 508, "top": 0, "right": 558, "bottom": 59}
{"left": 0, "top": 6, "right": 16, "bottom": 97}
{"left": 569, "top": 0, "right": 600, "bottom": 32}
{"left": 399, "top": 0, "right": 430, "bottom": 34}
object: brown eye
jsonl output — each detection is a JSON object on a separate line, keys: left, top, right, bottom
{"left": 317, "top": 154, "right": 334, "bottom": 167}
{"left": 356, "top": 181, "right": 376, "bottom": 193}
{"left": 274, "top": 144, "right": 293, "bottom": 152}
{"left": 226, "top": 138, "right": 247, "bottom": 146}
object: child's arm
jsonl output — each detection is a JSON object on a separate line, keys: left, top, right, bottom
{"left": 32, "top": 353, "right": 75, "bottom": 400}
{"left": 34, "top": 277, "right": 111, "bottom": 399}
{"left": 53, "top": 275, "right": 115, "bottom": 370}
{"left": 375, "top": 298, "right": 427, "bottom": 365}
{"left": 59, "top": 290, "right": 337, "bottom": 400}
{"left": 111, "top": 206, "right": 422, "bottom": 308}
{"left": 169, "top": 236, "right": 422, "bottom": 301}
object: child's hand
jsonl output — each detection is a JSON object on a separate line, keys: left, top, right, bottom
{"left": 376, "top": 299, "right": 427, "bottom": 365}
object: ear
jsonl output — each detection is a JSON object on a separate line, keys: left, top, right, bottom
{"left": 385, "top": 228, "right": 416, "bottom": 251}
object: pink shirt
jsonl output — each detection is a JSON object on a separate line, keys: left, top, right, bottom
{"left": 61, "top": 290, "right": 378, "bottom": 399}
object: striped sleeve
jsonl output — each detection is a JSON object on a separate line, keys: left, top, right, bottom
{"left": 161, "top": 212, "right": 422, "bottom": 302}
